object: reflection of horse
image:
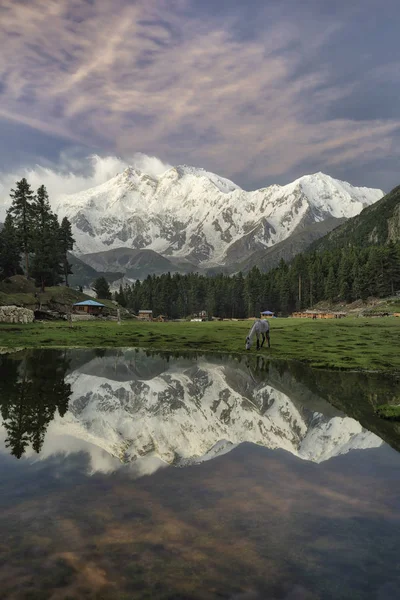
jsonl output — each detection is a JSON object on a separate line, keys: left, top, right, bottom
{"left": 245, "top": 319, "right": 270, "bottom": 351}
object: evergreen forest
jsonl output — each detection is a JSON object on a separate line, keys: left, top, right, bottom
{"left": 0, "top": 178, "right": 74, "bottom": 289}
{"left": 115, "top": 243, "right": 400, "bottom": 318}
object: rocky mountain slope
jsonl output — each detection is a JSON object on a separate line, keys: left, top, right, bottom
{"left": 55, "top": 165, "right": 383, "bottom": 269}
{"left": 67, "top": 252, "right": 123, "bottom": 288}
{"left": 233, "top": 216, "right": 346, "bottom": 274}
{"left": 79, "top": 247, "right": 198, "bottom": 279}
{"left": 310, "top": 184, "right": 400, "bottom": 252}
{"left": 47, "top": 353, "right": 382, "bottom": 468}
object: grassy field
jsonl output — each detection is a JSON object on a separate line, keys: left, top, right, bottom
{"left": 1, "top": 316, "right": 400, "bottom": 371}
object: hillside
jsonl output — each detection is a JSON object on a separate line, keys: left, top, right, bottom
{"left": 233, "top": 216, "right": 346, "bottom": 274}
{"left": 67, "top": 253, "right": 123, "bottom": 288}
{"left": 79, "top": 247, "right": 199, "bottom": 279}
{"left": 310, "top": 185, "right": 400, "bottom": 252}
{"left": 0, "top": 275, "right": 121, "bottom": 315}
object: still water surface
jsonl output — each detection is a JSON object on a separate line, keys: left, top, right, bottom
{"left": 0, "top": 349, "right": 399, "bottom": 599}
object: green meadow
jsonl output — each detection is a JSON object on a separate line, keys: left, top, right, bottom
{"left": 1, "top": 317, "right": 400, "bottom": 372}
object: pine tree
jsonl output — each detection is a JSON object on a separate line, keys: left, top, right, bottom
{"left": 279, "top": 271, "right": 291, "bottom": 314}
{"left": 338, "top": 251, "right": 353, "bottom": 302}
{"left": 31, "top": 213, "right": 63, "bottom": 290}
{"left": 232, "top": 272, "right": 245, "bottom": 318}
{"left": 0, "top": 214, "right": 21, "bottom": 278}
{"left": 324, "top": 266, "right": 337, "bottom": 303}
{"left": 9, "top": 178, "right": 35, "bottom": 276}
{"left": 93, "top": 276, "right": 111, "bottom": 299}
{"left": 115, "top": 284, "right": 127, "bottom": 307}
{"left": 59, "top": 217, "right": 75, "bottom": 286}
{"left": 32, "top": 185, "right": 52, "bottom": 233}
{"left": 30, "top": 186, "right": 61, "bottom": 290}
{"left": 245, "top": 266, "right": 263, "bottom": 317}
{"left": 385, "top": 242, "right": 400, "bottom": 296}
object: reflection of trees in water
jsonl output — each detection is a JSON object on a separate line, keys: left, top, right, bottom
{"left": 0, "top": 350, "right": 72, "bottom": 458}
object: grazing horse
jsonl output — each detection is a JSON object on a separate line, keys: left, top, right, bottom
{"left": 245, "top": 319, "right": 270, "bottom": 350}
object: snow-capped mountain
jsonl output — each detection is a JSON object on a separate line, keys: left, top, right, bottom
{"left": 48, "top": 353, "right": 382, "bottom": 467}
{"left": 55, "top": 165, "right": 384, "bottom": 266}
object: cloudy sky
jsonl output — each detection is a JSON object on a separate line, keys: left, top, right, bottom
{"left": 0, "top": 0, "right": 399, "bottom": 198}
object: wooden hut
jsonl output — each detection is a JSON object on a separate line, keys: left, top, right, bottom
{"left": 291, "top": 310, "right": 346, "bottom": 319}
{"left": 73, "top": 299, "right": 105, "bottom": 315}
{"left": 260, "top": 310, "right": 274, "bottom": 319}
{"left": 138, "top": 309, "right": 153, "bottom": 321}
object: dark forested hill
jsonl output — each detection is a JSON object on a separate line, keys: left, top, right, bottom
{"left": 310, "top": 185, "right": 400, "bottom": 252}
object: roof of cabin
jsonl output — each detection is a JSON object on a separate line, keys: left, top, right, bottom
{"left": 73, "top": 300, "right": 105, "bottom": 307}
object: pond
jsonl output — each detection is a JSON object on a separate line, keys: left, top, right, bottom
{"left": 0, "top": 349, "right": 399, "bottom": 599}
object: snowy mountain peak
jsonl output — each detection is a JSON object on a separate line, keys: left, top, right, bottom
{"left": 55, "top": 163, "right": 384, "bottom": 263}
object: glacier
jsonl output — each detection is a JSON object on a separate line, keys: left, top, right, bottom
{"left": 55, "top": 165, "right": 384, "bottom": 266}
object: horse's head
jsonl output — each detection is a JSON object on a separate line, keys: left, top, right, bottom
{"left": 245, "top": 336, "right": 251, "bottom": 350}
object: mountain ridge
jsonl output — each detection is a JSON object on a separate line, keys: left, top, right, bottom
{"left": 55, "top": 165, "right": 384, "bottom": 270}
{"left": 309, "top": 184, "right": 400, "bottom": 253}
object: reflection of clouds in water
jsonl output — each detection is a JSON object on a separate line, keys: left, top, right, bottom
{"left": 377, "top": 582, "right": 399, "bottom": 600}
{"left": 0, "top": 424, "right": 6, "bottom": 449}
{"left": 0, "top": 421, "right": 167, "bottom": 477}
{"left": 230, "top": 587, "right": 314, "bottom": 600}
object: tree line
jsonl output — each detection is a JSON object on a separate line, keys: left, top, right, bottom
{"left": 113, "top": 242, "right": 400, "bottom": 318}
{"left": 0, "top": 178, "right": 74, "bottom": 289}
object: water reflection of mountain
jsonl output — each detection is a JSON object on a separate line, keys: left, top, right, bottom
{"left": 57, "top": 351, "right": 385, "bottom": 465}
{"left": 249, "top": 356, "right": 400, "bottom": 454}
{"left": 66, "top": 349, "right": 179, "bottom": 382}
{"left": 1, "top": 350, "right": 399, "bottom": 465}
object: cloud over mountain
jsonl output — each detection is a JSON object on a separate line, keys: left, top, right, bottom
{"left": 0, "top": 0, "right": 399, "bottom": 190}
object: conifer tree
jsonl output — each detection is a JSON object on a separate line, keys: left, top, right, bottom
{"left": 93, "top": 276, "right": 111, "bottom": 299}
{"left": 338, "top": 251, "right": 353, "bottom": 302}
{"left": 31, "top": 213, "right": 63, "bottom": 290}
{"left": 385, "top": 242, "right": 400, "bottom": 296}
{"left": 9, "top": 178, "right": 35, "bottom": 276}
{"left": 115, "top": 284, "right": 127, "bottom": 307}
{"left": 324, "top": 266, "right": 336, "bottom": 303}
{"left": 0, "top": 214, "right": 21, "bottom": 278}
{"left": 30, "top": 185, "right": 60, "bottom": 290}
{"left": 32, "top": 185, "right": 52, "bottom": 233}
{"left": 59, "top": 217, "right": 75, "bottom": 286}
{"left": 279, "top": 271, "right": 291, "bottom": 314}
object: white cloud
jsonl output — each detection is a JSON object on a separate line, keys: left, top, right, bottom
{"left": 131, "top": 153, "right": 172, "bottom": 178}
{"left": 0, "top": 421, "right": 167, "bottom": 477}
{"left": 0, "top": 153, "right": 172, "bottom": 220}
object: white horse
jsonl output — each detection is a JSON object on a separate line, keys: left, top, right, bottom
{"left": 245, "top": 319, "right": 270, "bottom": 350}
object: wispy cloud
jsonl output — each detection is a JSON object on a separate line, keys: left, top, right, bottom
{"left": 0, "top": 0, "right": 399, "bottom": 188}
{"left": 0, "top": 153, "right": 173, "bottom": 218}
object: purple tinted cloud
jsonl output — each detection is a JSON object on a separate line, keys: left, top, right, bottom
{"left": 0, "top": 0, "right": 399, "bottom": 191}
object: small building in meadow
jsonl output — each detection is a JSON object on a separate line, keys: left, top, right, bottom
{"left": 260, "top": 310, "right": 274, "bottom": 318}
{"left": 291, "top": 310, "right": 346, "bottom": 319}
{"left": 138, "top": 309, "right": 153, "bottom": 321}
{"left": 72, "top": 299, "right": 105, "bottom": 315}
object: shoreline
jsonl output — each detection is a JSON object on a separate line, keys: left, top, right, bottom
{"left": 1, "top": 317, "right": 400, "bottom": 373}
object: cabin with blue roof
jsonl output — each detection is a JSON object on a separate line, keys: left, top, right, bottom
{"left": 73, "top": 299, "right": 105, "bottom": 316}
